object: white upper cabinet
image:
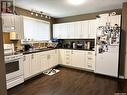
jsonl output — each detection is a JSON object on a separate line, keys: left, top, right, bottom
{"left": 2, "top": 14, "right": 16, "bottom": 32}
{"left": 88, "top": 19, "right": 97, "bottom": 39}
{"left": 60, "top": 23, "right": 68, "bottom": 39}
{"left": 2, "top": 14, "right": 24, "bottom": 40}
{"left": 81, "top": 21, "right": 89, "bottom": 38}
{"left": 10, "top": 15, "right": 24, "bottom": 40}
{"left": 67, "top": 22, "right": 75, "bottom": 39}
{"left": 53, "top": 20, "right": 95, "bottom": 39}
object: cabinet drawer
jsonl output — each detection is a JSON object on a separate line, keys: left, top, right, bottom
{"left": 66, "top": 57, "right": 70, "bottom": 60}
{"left": 86, "top": 51, "right": 95, "bottom": 56}
{"left": 65, "top": 54, "right": 71, "bottom": 56}
{"left": 86, "top": 56, "right": 95, "bottom": 62}
{"left": 87, "top": 64, "right": 93, "bottom": 69}
{"left": 66, "top": 62, "right": 70, "bottom": 64}
{"left": 65, "top": 50, "right": 71, "bottom": 53}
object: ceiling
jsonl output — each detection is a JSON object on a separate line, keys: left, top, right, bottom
{"left": 16, "top": 0, "right": 127, "bottom": 18}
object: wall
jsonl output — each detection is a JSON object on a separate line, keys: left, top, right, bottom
{"left": 54, "top": 9, "right": 122, "bottom": 23}
{"left": 0, "top": 16, "right": 7, "bottom": 95}
{"left": 120, "top": 3, "right": 127, "bottom": 78}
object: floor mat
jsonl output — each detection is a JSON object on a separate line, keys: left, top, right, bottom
{"left": 43, "top": 69, "right": 60, "bottom": 76}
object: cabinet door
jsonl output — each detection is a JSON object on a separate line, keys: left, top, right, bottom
{"left": 54, "top": 49, "right": 59, "bottom": 66}
{"left": 23, "top": 54, "right": 31, "bottom": 79}
{"left": 74, "top": 22, "right": 82, "bottom": 39}
{"left": 40, "top": 52, "right": 49, "bottom": 71}
{"left": 59, "top": 49, "right": 65, "bottom": 65}
{"left": 31, "top": 53, "right": 41, "bottom": 76}
{"left": 86, "top": 51, "right": 95, "bottom": 70}
{"left": 81, "top": 21, "right": 89, "bottom": 38}
{"left": 2, "top": 14, "right": 16, "bottom": 32}
{"left": 10, "top": 16, "right": 24, "bottom": 40}
{"left": 16, "top": 16, "right": 24, "bottom": 39}
{"left": 89, "top": 19, "right": 97, "bottom": 39}
{"left": 48, "top": 50, "right": 57, "bottom": 68}
{"left": 71, "top": 50, "right": 85, "bottom": 68}
{"left": 67, "top": 22, "right": 75, "bottom": 39}
{"left": 64, "top": 50, "right": 72, "bottom": 66}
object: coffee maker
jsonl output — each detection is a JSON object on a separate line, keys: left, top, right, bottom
{"left": 24, "top": 44, "right": 32, "bottom": 51}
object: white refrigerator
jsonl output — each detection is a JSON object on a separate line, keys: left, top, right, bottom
{"left": 95, "top": 14, "right": 121, "bottom": 77}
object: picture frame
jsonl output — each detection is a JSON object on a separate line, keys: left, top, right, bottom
{"left": 1, "top": 0, "right": 15, "bottom": 14}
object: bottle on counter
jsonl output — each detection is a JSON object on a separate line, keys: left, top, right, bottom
{"left": 73, "top": 43, "right": 76, "bottom": 49}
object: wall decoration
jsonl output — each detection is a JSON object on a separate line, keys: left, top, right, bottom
{"left": 1, "top": 0, "right": 15, "bottom": 14}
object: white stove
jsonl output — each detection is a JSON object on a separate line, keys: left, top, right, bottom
{"left": 4, "top": 44, "right": 24, "bottom": 89}
{"left": 5, "top": 53, "right": 23, "bottom": 62}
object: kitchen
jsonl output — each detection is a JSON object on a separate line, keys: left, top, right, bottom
{"left": 1, "top": 0, "right": 127, "bottom": 95}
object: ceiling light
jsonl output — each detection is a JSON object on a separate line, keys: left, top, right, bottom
{"left": 31, "top": 9, "right": 34, "bottom": 15}
{"left": 48, "top": 16, "right": 51, "bottom": 19}
{"left": 36, "top": 13, "right": 38, "bottom": 16}
{"left": 45, "top": 15, "right": 48, "bottom": 18}
{"left": 68, "top": 0, "right": 85, "bottom": 5}
{"left": 35, "top": 11, "right": 38, "bottom": 16}
{"left": 40, "top": 11, "right": 43, "bottom": 17}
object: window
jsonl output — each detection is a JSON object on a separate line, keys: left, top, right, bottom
{"left": 24, "top": 16, "right": 50, "bottom": 41}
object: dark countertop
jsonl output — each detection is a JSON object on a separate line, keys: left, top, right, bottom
{"left": 23, "top": 48, "right": 56, "bottom": 55}
{"left": 23, "top": 48, "right": 95, "bottom": 55}
{"left": 59, "top": 48, "right": 95, "bottom": 51}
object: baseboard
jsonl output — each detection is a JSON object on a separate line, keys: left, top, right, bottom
{"left": 59, "top": 64, "right": 94, "bottom": 73}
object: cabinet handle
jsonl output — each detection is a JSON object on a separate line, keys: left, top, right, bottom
{"left": 88, "top": 57, "right": 92, "bottom": 60}
{"left": 88, "top": 65, "right": 92, "bottom": 68}
{"left": 2, "top": 18, "right": 4, "bottom": 25}
{"left": 23, "top": 56, "right": 26, "bottom": 61}
{"left": 31, "top": 54, "right": 34, "bottom": 59}
{"left": 47, "top": 55, "right": 50, "bottom": 59}
{"left": 49, "top": 55, "right": 50, "bottom": 59}
{"left": 87, "top": 52, "right": 92, "bottom": 55}
{"left": 55, "top": 50, "right": 57, "bottom": 53}
{"left": 16, "top": 34, "right": 18, "bottom": 39}
{"left": 71, "top": 51, "right": 73, "bottom": 54}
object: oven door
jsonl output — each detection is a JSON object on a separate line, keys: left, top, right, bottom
{"left": 5, "top": 58, "right": 23, "bottom": 81}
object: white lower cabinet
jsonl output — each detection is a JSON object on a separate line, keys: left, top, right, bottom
{"left": 71, "top": 50, "right": 85, "bottom": 68}
{"left": 23, "top": 53, "right": 41, "bottom": 79}
{"left": 23, "top": 50, "right": 58, "bottom": 80}
{"left": 23, "top": 54, "right": 32, "bottom": 79}
{"left": 40, "top": 52, "right": 49, "bottom": 71}
{"left": 59, "top": 49, "right": 65, "bottom": 64}
{"left": 85, "top": 51, "right": 95, "bottom": 70}
{"left": 59, "top": 49, "right": 95, "bottom": 71}
{"left": 31, "top": 53, "right": 41, "bottom": 76}
{"left": 64, "top": 50, "right": 72, "bottom": 66}
{"left": 48, "top": 50, "right": 58, "bottom": 68}
{"left": 23, "top": 49, "right": 95, "bottom": 80}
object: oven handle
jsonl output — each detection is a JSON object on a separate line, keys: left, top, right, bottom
{"left": 5, "top": 58, "right": 21, "bottom": 63}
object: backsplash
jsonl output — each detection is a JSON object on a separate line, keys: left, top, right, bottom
{"left": 57, "top": 39, "right": 95, "bottom": 50}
